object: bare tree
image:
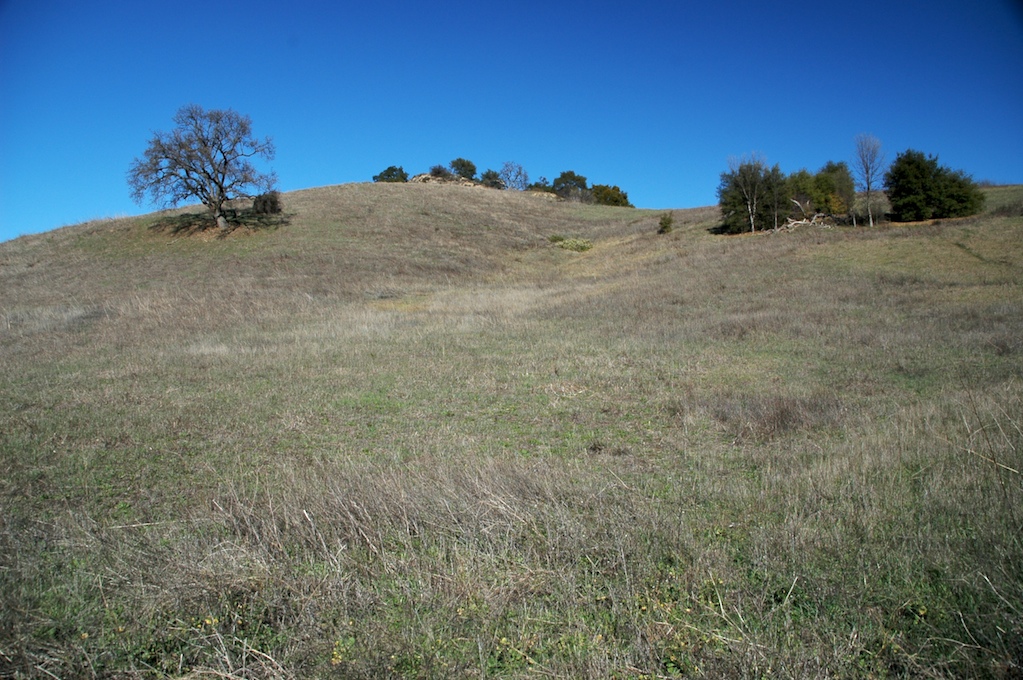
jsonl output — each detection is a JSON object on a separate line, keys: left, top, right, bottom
{"left": 499, "top": 161, "right": 529, "bottom": 191}
{"left": 853, "top": 133, "right": 885, "bottom": 227}
{"left": 128, "top": 105, "right": 277, "bottom": 231}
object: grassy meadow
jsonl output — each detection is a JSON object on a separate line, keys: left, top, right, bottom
{"left": 1, "top": 182, "right": 1021, "bottom": 678}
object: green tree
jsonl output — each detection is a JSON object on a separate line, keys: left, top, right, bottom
{"left": 813, "top": 161, "right": 855, "bottom": 218}
{"left": 479, "top": 169, "right": 505, "bottom": 189}
{"left": 552, "top": 170, "right": 589, "bottom": 201}
{"left": 764, "top": 164, "right": 787, "bottom": 230}
{"left": 885, "top": 150, "right": 933, "bottom": 221}
{"left": 449, "top": 158, "right": 477, "bottom": 181}
{"left": 784, "top": 163, "right": 855, "bottom": 223}
{"left": 884, "top": 149, "right": 984, "bottom": 221}
{"left": 591, "top": 184, "right": 633, "bottom": 207}
{"left": 787, "top": 168, "right": 816, "bottom": 219}
{"left": 933, "top": 167, "right": 986, "bottom": 218}
{"left": 373, "top": 165, "right": 408, "bottom": 183}
{"left": 128, "top": 104, "right": 276, "bottom": 231}
{"left": 717, "top": 154, "right": 774, "bottom": 233}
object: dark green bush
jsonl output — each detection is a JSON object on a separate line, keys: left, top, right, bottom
{"left": 373, "top": 166, "right": 408, "bottom": 183}
{"left": 252, "top": 190, "right": 282, "bottom": 215}
{"left": 429, "top": 165, "right": 453, "bottom": 179}
{"left": 591, "top": 184, "right": 633, "bottom": 207}
{"left": 884, "top": 149, "right": 985, "bottom": 221}
{"left": 658, "top": 212, "right": 674, "bottom": 234}
{"left": 479, "top": 169, "right": 505, "bottom": 189}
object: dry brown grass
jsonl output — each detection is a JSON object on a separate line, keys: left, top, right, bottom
{"left": 1, "top": 182, "right": 1021, "bottom": 678}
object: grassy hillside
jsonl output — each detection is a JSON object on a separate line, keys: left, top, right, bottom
{"left": 1, "top": 182, "right": 1021, "bottom": 678}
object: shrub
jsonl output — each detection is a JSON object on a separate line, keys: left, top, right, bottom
{"left": 556, "top": 238, "right": 592, "bottom": 252}
{"left": 429, "top": 165, "right": 453, "bottom": 179}
{"left": 373, "top": 166, "right": 408, "bottom": 183}
{"left": 591, "top": 184, "right": 633, "bottom": 207}
{"left": 252, "top": 190, "right": 282, "bottom": 215}
{"left": 479, "top": 169, "right": 505, "bottom": 189}
{"left": 528, "top": 177, "right": 556, "bottom": 193}
{"left": 658, "top": 212, "right": 674, "bottom": 234}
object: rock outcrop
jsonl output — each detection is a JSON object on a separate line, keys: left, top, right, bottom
{"left": 409, "top": 173, "right": 481, "bottom": 187}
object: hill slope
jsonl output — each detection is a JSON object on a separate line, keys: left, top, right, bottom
{"left": 1, "top": 183, "right": 1022, "bottom": 678}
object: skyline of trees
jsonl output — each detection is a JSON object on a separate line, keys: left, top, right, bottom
{"left": 717, "top": 136, "right": 985, "bottom": 232}
{"left": 716, "top": 154, "right": 858, "bottom": 233}
{"left": 371, "top": 140, "right": 987, "bottom": 225}
{"left": 372, "top": 161, "right": 633, "bottom": 206}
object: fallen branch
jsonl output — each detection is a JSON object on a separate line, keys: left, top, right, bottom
{"left": 777, "top": 213, "right": 832, "bottom": 231}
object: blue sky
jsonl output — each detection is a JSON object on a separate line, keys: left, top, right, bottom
{"left": 2, "top": 0, "right": 1022, "bottom": 242}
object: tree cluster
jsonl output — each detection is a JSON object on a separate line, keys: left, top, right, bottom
{"left": 718, "top": 137, "right": 985, "bottom": 234}
{"left": 372, "top": 160, "right": 633, "bottom": 207}
{"left": 128, "top": 107, "right": 988, "bottom": 240}
{"left": 526, "top": 171, "right": 633, "bottom": 207}
{"left": 717, "top": 154, "right": 854, "bottom": 234}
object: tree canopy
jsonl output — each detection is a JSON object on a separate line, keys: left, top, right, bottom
{"left": 718, "top": 155, "right": 858, "bottom": 233}
{"left": 128, "top": 104, "right": 276, "bottom": 231}
{"left": 717, "top": 154, "right": 781, "bottom": 233}
{"left": 812, "top": 161, "right": 856, "bottom": 217}
{"left": 373, "top": 165, "right": 408, "bottom": 183}
{"left": 479, "top": 169, "right": 505, "bottom": 189}
{"left": 591, "top": 184, "right": 633, "bottom": 207}
{"left": 365, "top": 158, "right": 632, "bottom": 205}
{"left": 884, "top": 150, "right": 984, "bottom": 221}
{"left": 552, "top": 171, "right": 589, "bottom": 201}
{"left": 449, "top": 158, "right": 477, "bottom": 181}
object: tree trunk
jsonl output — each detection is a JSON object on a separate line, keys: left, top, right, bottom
{"left": 212, "top": 205, "right": 230, "bottom": 231}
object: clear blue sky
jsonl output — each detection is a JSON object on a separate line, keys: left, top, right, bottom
{"left": 2, "top": 0, "right": 1022, "bottom": 242}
